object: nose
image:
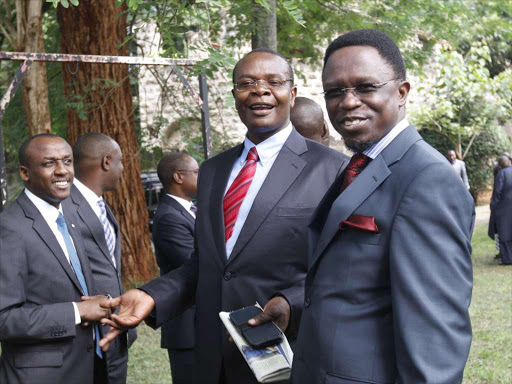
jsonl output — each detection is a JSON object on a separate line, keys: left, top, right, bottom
{"left": 55, "top": 160, "right": 69, "bottom": 175}
{"left": 339, "top": 89, "right": 362, "bottom": 110}
{"left": 252, "top": 80, "right": 271, "bottom": 96}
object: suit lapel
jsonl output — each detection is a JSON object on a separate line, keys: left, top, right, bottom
{"left": 210, "top": 146, "right": 242, "bottom": 266}
{"left": 19, "top": 193, "right": 85, "bottom": 295}
{"left": 72, "top": 187, "right": 117, "bottom": 270}
{"left": 228, "top": 130, "right": 308, "bottom": 264}
{"left": 165, "top": 195, "right": 195, "bottom": 227}
{"left": 310, "top": 125, "right": 422, "bottom": 266}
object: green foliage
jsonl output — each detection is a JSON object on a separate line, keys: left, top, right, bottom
{"left": 46, "top": 0, "right": 79, "bottom": 9}
{"left": 420, "top": 127, "right": 510, "bottom": 199}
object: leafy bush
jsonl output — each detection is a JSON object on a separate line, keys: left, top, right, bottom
{"left": 420, "top": 127, "right": 510, "bottom": 202}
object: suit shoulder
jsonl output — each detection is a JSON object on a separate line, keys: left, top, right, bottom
{"left": 201, "top": 145, "right": 242, "bottom": 170}
{"left": 305, "top": 140, "right": 349, "bottom": 162}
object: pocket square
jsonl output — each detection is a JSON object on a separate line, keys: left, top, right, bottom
{"left": 339, "top": 214, "right": 379, "bottom": 233}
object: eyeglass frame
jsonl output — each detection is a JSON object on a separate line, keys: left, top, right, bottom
{"left": 322, "top": 78, "right": 403, "bottom": 101}
{"left": 233, "top": 78, "right": 294, "bottom": 92}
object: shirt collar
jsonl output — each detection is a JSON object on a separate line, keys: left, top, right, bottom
{"left": 167, "top": 194, "right": 193, "bottom": 211}
{"left": 362, "top": 118, "right": 409, "bottom": 159}
{"left": 24, "top": 188, "right": 63, "bottom": 223}
{"left": 240, "top": 122, "right": 293, "bottom": 166}
{"left": 74, "top": 178, "right": 102, "bottom": 207}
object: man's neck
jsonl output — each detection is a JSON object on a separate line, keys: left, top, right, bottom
{"left": 75, "top": 175, "right": 103, "bottom": 197}
{"left": 167, "top": 187, "right": 191, "bottom": 202}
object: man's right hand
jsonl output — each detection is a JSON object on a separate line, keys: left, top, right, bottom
{"left": 98, "top": 289, "right": 155, "bottom": 351}
{"left": 76, "top": 295, "right": 111, "bottom": 322}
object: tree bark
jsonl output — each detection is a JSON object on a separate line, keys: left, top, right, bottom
{"left": 57, "top": 0, "right": 155, "bottom": 284}
{"left": 251, "top": 0, "right": 277, "bottom": 51}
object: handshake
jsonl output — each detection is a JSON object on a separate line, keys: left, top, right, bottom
{"left": 77, "top": 289, "right": 291, "bottom": 353}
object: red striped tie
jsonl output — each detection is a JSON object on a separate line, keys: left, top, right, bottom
{"left": 340, "top": 153, "right": 371, "bottom": 193}
{"left": 223, "top": 147, "right": 259, "bottom": 242}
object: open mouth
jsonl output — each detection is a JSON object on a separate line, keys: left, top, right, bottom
{"left": 249, "top": 103, "right": 274, "bottom": 111}
{"left": 52, "top": 180, "right": 69, "bottom": 188}
{"left": 340, "top": 117, "right": 368, "bottom": 129}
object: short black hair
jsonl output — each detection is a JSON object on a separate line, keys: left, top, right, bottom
{"left": 19, "top": 133, "right": 62, "bottom": 167}
{"left": 324, "top": 29, "right": 406, "bottom": 80}
{"left": 232, "top": 48, "right": 294, "bottom": 85}
{"left": 157, "top": 152, "right": 190, "bottom": 189}
{"left": 73, "top": 132, "right": 116, "bottom": 165}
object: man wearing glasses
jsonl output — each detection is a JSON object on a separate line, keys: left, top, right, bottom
{"left": 292, "top": 29, "right": 474, "bottom": 384}
{"left": 100, "top": 48, "right": 348, "bottom": 384}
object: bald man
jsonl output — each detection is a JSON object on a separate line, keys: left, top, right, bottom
{"left": 62, "top": 132, "right": 136, "bottom": 384}
{"left": 291, "top": 96, "right": 330, "bottom": 146}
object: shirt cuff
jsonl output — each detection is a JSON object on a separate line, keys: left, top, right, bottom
{"left": 72, "top": 302, "right": 81, "bottom": 325}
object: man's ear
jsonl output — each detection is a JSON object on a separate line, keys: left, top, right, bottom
{"left": 398, "top": 80, "right": 410, "bottom": 107}
{"left": 20, "top": 166, "right": 29, "bottom": 182}
{"left": 289, "top": 86, "right": 297, "bottom": 109}
{"left": 102, "top": 155, "right": 111, "bottom": 171}
{"left": 173, "top": 171, "right": 183, "bottom": 185}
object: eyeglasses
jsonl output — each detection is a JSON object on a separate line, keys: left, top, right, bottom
{"left": 178, "top": 169, "right": 199, "bottom": 174}
{"left": 234, "top": 78, "right": 293, "bottom": 91}
{"left": 323, "top": 79, "right": 401, "bottom": 101}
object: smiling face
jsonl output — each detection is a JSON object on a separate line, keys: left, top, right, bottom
{"left": 232, "top": 52, "right": 297, "bottom": 144}
{"left": 20, "top": 136, "right": 74, "bottom": 208}
{"left": 323, "top": 46, "right": 410, "bottom": 152}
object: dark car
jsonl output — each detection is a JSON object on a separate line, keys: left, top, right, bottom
{"left": 142, "top": 172, "right": 164, "bottom": 231}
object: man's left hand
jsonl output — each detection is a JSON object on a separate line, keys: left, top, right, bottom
{"left": 248, "top": 296, "right": 290, "bottom": 332}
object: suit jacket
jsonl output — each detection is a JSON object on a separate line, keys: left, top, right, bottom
{"left": 142, "top": 129, "right": 348, "bottom": 384}
{"left": 292, "top": 126, "right": 475, "bottom": 384}
{"left": 152, "top": 194, "right": 196, "bottom": 350}
{"left": 0, "top": 192, "right": 96, "bottom": 384}
{"left": 63, "top": 185, "right": 136, "bottom": 384}
{"left": 490, "top": 166, "right": 512, "bottom": 241}
{"left": 451, "top": 158, "right": 470, "bottom": 189}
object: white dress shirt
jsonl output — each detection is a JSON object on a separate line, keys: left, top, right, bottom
{"left": 74, "top": 178, "right": 117, "bottom": 248}
{"left": 224, "top": 122, "right": 293, "bottom": 258}
{"left": 24, "top": 189, "right": 82, "bottom": 324}
{"left": 168, "top": 194, "right": 196, "bottom": 219}
{"left": 363, "top": 118, "right": 410, "bottom": 159}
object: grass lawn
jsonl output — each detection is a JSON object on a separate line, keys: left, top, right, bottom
{"left": 126, "top": 221, "right": 511, "bottom": 383}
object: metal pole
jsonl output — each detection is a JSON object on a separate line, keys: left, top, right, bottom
{"left": 199, "top": 73, "right": 212, "bottom": 160}
{"left": 0, "top": 60, "right": 33, "bottom": 212}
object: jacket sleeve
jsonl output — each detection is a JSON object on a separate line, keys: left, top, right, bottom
{"left": 390, "top": 162, "right": 474, "bottom": 384}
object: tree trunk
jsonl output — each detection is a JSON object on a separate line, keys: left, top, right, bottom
{"left": 251, "top": 0, "right": 277, "bottom": 51}
{"left": 16, "top": 0, "right": 52, "bottom": 135}
{"left": 57, "top": 0, "right": 155, "bottom": 284}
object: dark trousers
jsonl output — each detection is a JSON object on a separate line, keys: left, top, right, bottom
{"left": 168, "top": 348, "right": 196, "bottom": 384}
{"left": 94, "top": 354, "right": 108, "bottom": 384}
{"left": 499, "top": 239, "right": 512, "bottom": 264}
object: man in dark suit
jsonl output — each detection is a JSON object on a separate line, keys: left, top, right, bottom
{"left": 152, "top": 152, "right": 199, "bottom": 383}
{"left": 62, "top": 132, "right": 136, "bottom": 383}
{"left": 291, "top": 97, "right": 330, "bottom": 146}
{"left": 100, "top": 48, "right": 348, "bottom": 384}
{"left": 0, "top": 134, "right": 110, "bottom": 384}
{"left": 490, "top": 155, "right": 512, "bottom": 266}
{"left": 292, "top": 30, "right": 474, "bottom": 384}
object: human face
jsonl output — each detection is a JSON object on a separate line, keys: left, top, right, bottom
{"left": 232, "top": 52, "right": 297, "bottom": 144}
{"left": 178, "top": 156, "right": 199, "bottom": 199}
{"left": 447, "top": 151, "right": 456, "bottom": 164}
{"left": 104, "top": 143, "right": 124, "bottom": 192}
{"left": 20, "top": 137, "right": 74, "bottom": 208}
{"left": 323, "top": 46, "right": 409, "bottom": 152}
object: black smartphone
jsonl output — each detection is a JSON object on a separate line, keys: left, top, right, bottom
{"left": 229, "top": 306, "right": 283, "bottom": 349}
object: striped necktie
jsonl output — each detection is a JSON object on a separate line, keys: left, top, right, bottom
{"left": 56, "top": 213, "right": 103, "bottom": 358}
{"left": 223, "top": 147, "right": 259, "bottom": 242}
{"left": 97, "top": 198, "right": 116, "bottom": 268}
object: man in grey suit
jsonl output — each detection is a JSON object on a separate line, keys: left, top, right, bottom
{"left": 447, "top": 149, "right": 470, "bottom": 189}
{"left": 292, "top": 30, "right": 474, "bottom": 384}
{"left": 62, "top": 132, "right": 136, "bottom": 383}
{"left": 0, "top": 134, "right": 110, "bottom": 384}
{"left": 152, "top": 152, "right": 199, "bottom": 383}
{"left": 490, "top": 155, "right": 512, "bottom": 265}
{"left": 99, "top": 48, "right": 348, "bottom": 384}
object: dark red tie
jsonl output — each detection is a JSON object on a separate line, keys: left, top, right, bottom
{"left": 223, "top": 147, "right": 259, "bottom": 242}
{"left": 340, "top": 153, "right": 371, "bottom": 193}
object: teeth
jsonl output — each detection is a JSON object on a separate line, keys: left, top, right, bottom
{"left": 251, "top": 104, "right": 273, "bottom": 109}
{"left": 344, "top": 119, "right": 365, "bottom": 126}
{"left": 53, "top": 181, "right": 68, "bottom": 186}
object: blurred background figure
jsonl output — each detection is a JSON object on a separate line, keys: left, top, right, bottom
{"left": 153, "top": 152, "right": 199, "bottom": 384}
{"left": 291, "top": 96, "right": 330, "bottom": 146}
{"left": 447, "top": 149, "right": 470, "bottom": 189}
{"left": 490, "top": 155, "right": 512, "bottom": 266}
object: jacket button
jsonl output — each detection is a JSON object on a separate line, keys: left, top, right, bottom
{"left": 224, "top": 272, "right": 232, "bottom": 281}
{"left": 304, "top": 298, "right": 311, "bottom": 308}
{"left": 87, "top": 345, "right": 93, "bottom": 352}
